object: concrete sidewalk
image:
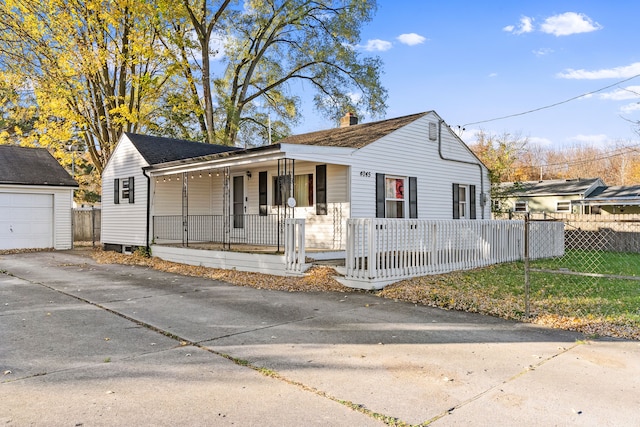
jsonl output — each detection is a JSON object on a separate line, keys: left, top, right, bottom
{"left": 1, "top": 250, "right": 638, "bottom": 426}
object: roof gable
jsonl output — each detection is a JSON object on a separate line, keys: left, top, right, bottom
{"left": 0, "top": 145, "right": 78, "bottom": 187}
{"left": 586, "top": 185, "right": 640, "bottom": 200}
{"left": 278, "top": 112, "right": 430, "bottom": 148}
{"left": 124, "top": 133, "right": 240, "bottom": 165}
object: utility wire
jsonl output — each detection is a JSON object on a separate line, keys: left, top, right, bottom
{"left": 462, "top": 74, "right": 640, "bottom": 128}
{"left": 526, "top": 143, "right": 640, "bottom": 171}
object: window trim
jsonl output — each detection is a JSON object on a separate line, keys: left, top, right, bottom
{"left": 114, "top": 176, "right": 134, "bottom": 204}
{"left": 556, "top": 201, "right": 571, "bottom": 213}
{"left": 514, "top": 201, "right": 528, "bottom": 212}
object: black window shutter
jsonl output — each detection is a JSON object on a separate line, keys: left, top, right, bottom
{"left": 376, "top": 173, "right": 385, "bottom": 218}
{"left": 452, "top": 183, "right": 460, "bottom": 219}
{"left": 409, "top": 177, "right": 418, "bottom": 218}
{"left": 259, "top": 171, "right": 267, "bottom": 216}
{"left": 128, "top": 176, "right": 135, "bottom": 204}
{"left": 469, "top": 185, "right": 476, "bottom": 219}
{"left": 114, "top": 178, "right": 119, "bottom": 204}
{"left": 316, "top": 164, "right": 327, "bottom": 215}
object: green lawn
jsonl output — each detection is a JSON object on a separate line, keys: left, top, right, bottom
{"left": 379, "top": 249, "right": 640, "bottom": 340}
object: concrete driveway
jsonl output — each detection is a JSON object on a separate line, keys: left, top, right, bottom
{"left": 1, "top": 250, "right": 639, "bottom": 426}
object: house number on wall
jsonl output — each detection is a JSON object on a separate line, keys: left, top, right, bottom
{"left": 359, "top": 171, "right": 371, "bottom": 177}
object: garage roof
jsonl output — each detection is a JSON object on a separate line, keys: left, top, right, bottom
{"left": 0, "top": 146, "right": 78, "bottom": 187}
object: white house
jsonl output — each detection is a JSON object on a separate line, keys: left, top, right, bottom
{"left": 0, "top": 145, "right": 78, "bottom": 250}
{"left": 101, "top": 133, "right": 240, "bottom": 252}
{"left": 102, "top": 111, "right": 491, "bottom": 255}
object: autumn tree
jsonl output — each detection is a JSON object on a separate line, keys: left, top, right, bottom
{"left": 160, "top": 0, "right": 387, "bottom": 146}
{"left": 0, "top": 0, "right": 171, "bottom": 176}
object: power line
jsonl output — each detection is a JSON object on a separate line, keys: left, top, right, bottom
{"left": 528, "top": 143, "right": 640, "bottom": 171}
{"left": 462, "top": 74, "right": 640, "bottom": 128}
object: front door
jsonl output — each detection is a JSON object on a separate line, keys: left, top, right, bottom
{"left": 233, "top": 175, "right": 244, "bottom": 229}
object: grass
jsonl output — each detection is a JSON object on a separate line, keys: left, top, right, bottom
{"left": 379, "top": 249, "right": 640, "bottom": 340}
{"left": 532, "top": 249, "right": 640, "bottom": 276}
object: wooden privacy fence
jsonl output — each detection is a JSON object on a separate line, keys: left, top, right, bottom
{"left": 73, "top": 208, "right": 101, "bottom": 243}
{"left": 343, "top": 219, "right": 564, "bottom": 287}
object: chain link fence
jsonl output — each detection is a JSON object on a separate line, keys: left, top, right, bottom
{"left": 521, "top": 212, "right": 640, "bottom": 338}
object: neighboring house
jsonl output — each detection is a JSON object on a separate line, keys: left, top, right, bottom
{"left": 0, "top": 145, "right": 78, "bottom": 250}
{"left": 101, "top": 133, "right": 240, "bottom": 252}
{"left": 495, "top": 178, "right": 604, "bottom": 215}
{"left": 576, "top": 184, "right": 640, "bottom": 215}
{"left": 101, "top": 111, "right": 491, "bottom": 255}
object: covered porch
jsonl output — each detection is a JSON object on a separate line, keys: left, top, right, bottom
{"left": 148, "top": 149, "right": 351, "bottom": 252}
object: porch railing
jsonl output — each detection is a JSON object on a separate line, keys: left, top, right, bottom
{"left": 153, "top": 214, "right": 284, "bottom": 248}
{"left": 344, "top": 219, "right": 564, "bottom": 283}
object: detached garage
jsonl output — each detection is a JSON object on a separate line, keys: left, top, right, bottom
{"left": 0, "top": 146, "right": 78, "bottom": 250}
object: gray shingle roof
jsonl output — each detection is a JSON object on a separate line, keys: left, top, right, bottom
{"left": 585, "top": 185, "right": 640, "bottom": 200}
{"left": 125, "top": 133, "right": 240, "bottom": 165}
{"left": 499, "top": 178, "right": 601, "bottom": 196}
{"left": 278, "top": 112, "right": 430, "bottom": 148}
{"left": 0, "top": 145, "right": 78, "bottom": 187}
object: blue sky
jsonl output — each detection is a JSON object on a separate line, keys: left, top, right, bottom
{"left": 294, "top": 1, "right": 640, "bottom": 150}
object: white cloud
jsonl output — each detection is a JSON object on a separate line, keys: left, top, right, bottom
{"left": 533, "top": 48, "right": 554, "bottom": 57}
{"left": 488, "top": 72, "right": 498, "bottom": 78}
{"left": 529, "top": 136, "right": 553, "bottom": 147}
{"left": 397, "top": 33, "right": 427, "bottom": 46}
{"left": 347, "top": 92, "right": 362, "bottom": 104}
{"left": 503, "top": 16, "right": 534, "bottom": 35}
{"left": 358, "top": 39, "right": 393, "bottom": 52}
{"left": 557, "top": 62, "right": 640, "bottom": 79}
{"left": 620, "top": 102, "right": 640, "bottom": 114}
{"left": 540, "top": 12, "right": 602, "bottom": 36}
{"left": 568, "top": 134, "right": 609, "bottom": 146}
{"left": 600, "top": 86, "right": 640, "bottom": 100}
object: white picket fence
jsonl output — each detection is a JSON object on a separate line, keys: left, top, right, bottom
{"left": 284, "top": 218, "right": 308, "bottom": 272}
{"left": 341, "top": 219, "right": 564, "bottom": 289}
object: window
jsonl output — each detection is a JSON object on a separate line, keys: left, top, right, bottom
{"left": 385, "top": 176, "right": 405, "bottom": 218}
{"left": 556, "top": 201, "right": 571, "bottom": 212}
{"left": 114, "top": 177, "right": 134, "bottom": 204}
{"left": 272, "top": 174, "right": 313, "bottom": 207}
{"left": 294, "top": 174, "right": 313, "bottom": 207}
{"left": 121, "top": 179, "right": 130, "bottom": 200}
{"left": 452, "top": 183, "right": 476, "bottom": 219}
{"left": 376, "top": 174, "right": 417, "bottom": 218}
{"left": 514, "top": 201, "right": 528, "bottom": 212}
{"left": 458, "top": 185, "right": 467, "bottom": 218}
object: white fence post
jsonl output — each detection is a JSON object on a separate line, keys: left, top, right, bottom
{"left": 284, "top": 218, "right": 306, "bottom": 272}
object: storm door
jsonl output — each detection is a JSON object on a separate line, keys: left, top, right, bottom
{"left": 233, "top": 176, "right": 244, "bottom": 229}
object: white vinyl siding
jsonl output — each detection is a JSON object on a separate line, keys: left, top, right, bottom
{"left": 101, "top": 136, "right": 149, "bottom": 247}
{"left": 347, "top": 113, "right": 489, "bottom": 220}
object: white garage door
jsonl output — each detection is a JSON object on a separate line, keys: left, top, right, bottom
{"left": 0, "top": 193, "right": 54, "bottom": 250}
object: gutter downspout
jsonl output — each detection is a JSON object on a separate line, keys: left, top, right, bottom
{"left": 438, "top": 120, "right": 486, "bottom": 219}
{"left": 142, "top": 168, "right": 151, "bottom": 251}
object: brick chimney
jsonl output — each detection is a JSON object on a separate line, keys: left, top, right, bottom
{"left": 340, "top": 112, "right": 358, "bottom": 128}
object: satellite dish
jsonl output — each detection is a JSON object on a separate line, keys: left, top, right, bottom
{"left": 287, "top": 197, "right": 297, "bottom": 208}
